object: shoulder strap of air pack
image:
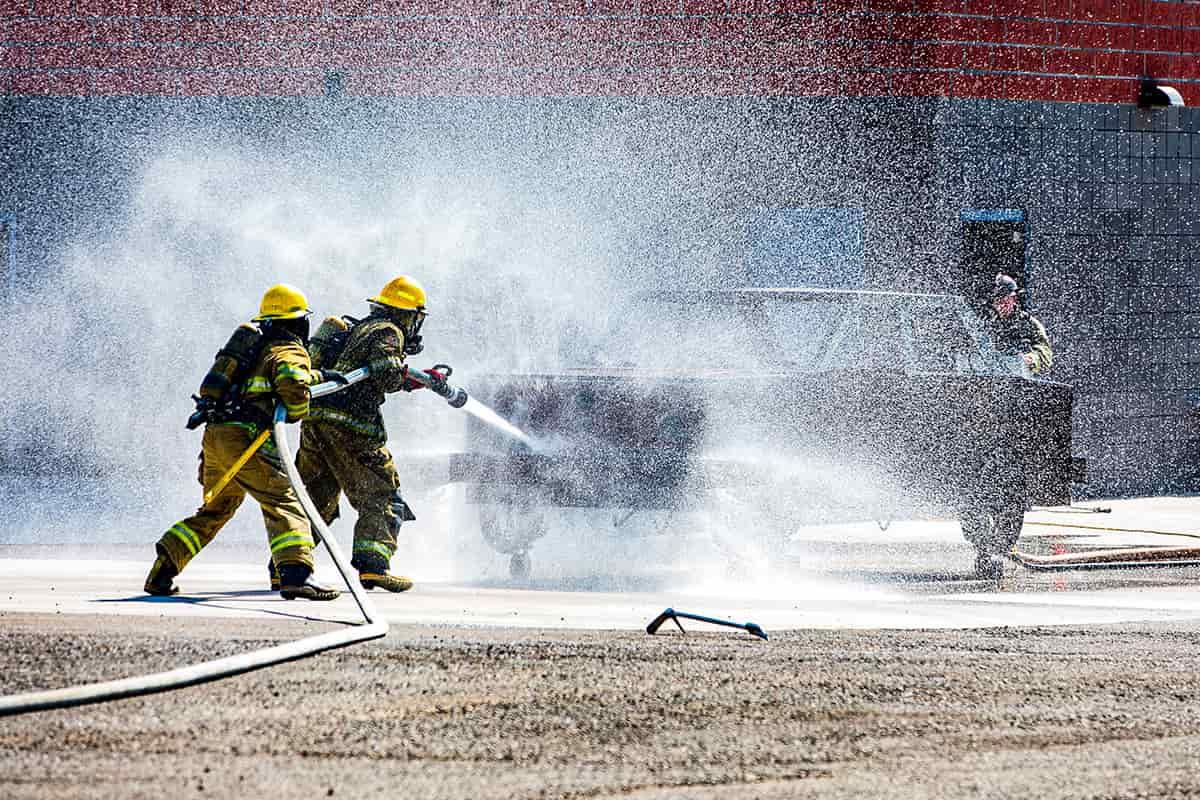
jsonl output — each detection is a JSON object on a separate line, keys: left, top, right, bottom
{"left": 187, "top": 324, "right": 265, "bottom": 429}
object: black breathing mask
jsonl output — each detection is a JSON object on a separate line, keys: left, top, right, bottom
{"left": 402, "top": 311, "right": 426, "bottom": 355}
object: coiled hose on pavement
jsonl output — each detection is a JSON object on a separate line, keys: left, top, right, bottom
{"left": 0, "top": 372, "right": 385, "bottom": 717}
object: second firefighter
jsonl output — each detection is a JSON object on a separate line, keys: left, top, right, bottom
{"left": 287, "top": 275, "right": 448, "bottom": 593}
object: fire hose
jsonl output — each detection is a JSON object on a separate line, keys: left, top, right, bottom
{"left": 1013, "top": 518, "right": 1200, "bottom": 570}
{"left": 0, "top": 366, "right": 468, "bottom": 717}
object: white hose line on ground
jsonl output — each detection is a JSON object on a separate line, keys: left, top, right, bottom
{"left": 0, "top": 392, "right": 385, "bottom": 718}
{"left": 272, "top": 401, "right": 383, "bottom": 627}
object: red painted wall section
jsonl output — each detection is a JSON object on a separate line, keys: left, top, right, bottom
{"left": 0, "top": 1, "right": 1196, "bottom": 100}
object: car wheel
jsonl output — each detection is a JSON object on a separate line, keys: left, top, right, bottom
{"left": 509, "top": 551, "right": 531, "bottom": 581}
{"left": 974, "top": 551, "right": 1006, "bottom": 581}
{"left": 993, "top": 502, "right": 1025, "bottom": 552}
{"left": 477, "top": 502, "right": 547, "bottom": 557}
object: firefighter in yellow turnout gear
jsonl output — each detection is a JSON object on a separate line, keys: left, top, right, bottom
{"left": 144, "top": 284, "right": 341, "bottom": 602}
{"left": 291, "top": 275, "right": 441, "bottom": 593}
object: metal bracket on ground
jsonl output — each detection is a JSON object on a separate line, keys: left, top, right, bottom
{"left": 646, "top": 607, "right": 768, "bottom": 641}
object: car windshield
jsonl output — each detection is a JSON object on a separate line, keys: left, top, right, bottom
{"left": 764, "top": 293, "right": 1011, "bottom": 374}
{"left": 593, "top": 291, "right": 1022, "bottom": 377}
{"left": 613, "top": 299, "right": 772, "bottom": 368}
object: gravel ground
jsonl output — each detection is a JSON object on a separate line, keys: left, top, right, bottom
{"left": 4, "top": 613, "right": 1200, "bottom": 799}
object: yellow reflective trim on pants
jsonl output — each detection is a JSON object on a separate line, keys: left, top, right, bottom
{"left": 168, "top": 522, "right": 201, "bottom": 556}
{"left": 245, "top": 377, "right": 272, "bottom": 394}
{"left": 354, "top": 540, "right": 393, "bottom": 558}
{"left": 269, "top": 531, "right": 315, "bottom": 553}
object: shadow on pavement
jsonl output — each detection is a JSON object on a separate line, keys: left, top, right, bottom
{"left": 92, "top": 592, "right": 356, "bottom": 625}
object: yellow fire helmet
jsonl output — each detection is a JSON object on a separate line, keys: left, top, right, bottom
{"left": 253, "top": 283, "right": 312, "bottom": 321}
{"left": 369, "top": 275, "right": 427, "bottom": 313}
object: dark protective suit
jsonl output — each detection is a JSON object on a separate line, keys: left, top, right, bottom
{"left": 987, "top": 309, "right": 1053, "bottom": 374}
{"left": 158, "top": 332, "right": 319, "bottom": 573}
{"left": 297, "top": 314, "right": 412, "bottom": 573}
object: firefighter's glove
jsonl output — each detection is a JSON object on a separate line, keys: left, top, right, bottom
{"left": 319, "top": 369, "right": 350, "bottom": 385}
{"left": 400, "top": 365, "right": 447, "bottom": 393}
{"left": 424, "top": 368, "right": 449, "bottom": 396}
{"left": 401, "top": 367, "right": 448, "bottom": 393}
{"left": 186, "top": 395, "right": 213, "bottom": 430}
{"left": 400, "top": 365, "right": 423, "bottom": 392}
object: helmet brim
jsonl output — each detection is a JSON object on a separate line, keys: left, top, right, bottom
{"left": 253, "top": 309, "right": 312, "bottom": 322}
{"left": 367, "top": 297, "right": 427, "bottom": 314}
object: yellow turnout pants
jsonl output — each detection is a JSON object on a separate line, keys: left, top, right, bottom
{"left": 157, "top": 423, "right": 316, "bottom": 573}
{"left": 295, "top": 420, "right": 401, "bottom": 573}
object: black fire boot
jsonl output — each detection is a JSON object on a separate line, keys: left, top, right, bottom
{"left": 277, "top": 564, "right": 341, "bottom": 601}
{"left": 353, "top": 553, "right": 413, "bottom": 593}
{"left": 360, "top": 571, "right": 414, "bottom": 593}
{"left": 268, "top": 559, "right": 280, "bottom": 592}
{"left": 144, "top": 545, "right": 180, "bottom": 596}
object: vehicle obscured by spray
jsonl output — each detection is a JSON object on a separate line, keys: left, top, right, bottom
{"left": 451, "top": 288, "right": 1084, "bottom": 581}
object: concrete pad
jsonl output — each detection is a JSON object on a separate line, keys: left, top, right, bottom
{"left": 4, "top": 496, "right": 1200, "bottom": 632}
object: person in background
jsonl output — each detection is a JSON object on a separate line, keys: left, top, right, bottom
{"left": 987, "top": 273, "right": 1052, "bottom": 375}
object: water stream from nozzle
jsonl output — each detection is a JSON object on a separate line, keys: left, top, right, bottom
{"left": 461, "top": 396, "right": 535, "bottom": 448}
{"left": 311, "top": 368, "right": 534, "bottom": 448}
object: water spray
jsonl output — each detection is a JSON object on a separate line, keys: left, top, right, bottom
{"left": 311, "top": 363, "right": 534, "bottom": 447}
{"left": 459, "top": 396, "right": 535, "bottom": 448}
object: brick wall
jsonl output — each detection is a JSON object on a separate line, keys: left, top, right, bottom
{"left": 1, "top": 1, "right": 1198, "bottom": 99}
{"left": 931, "top": 99, "right": 1200, "bottom": 495}
{"left": 1, "top": 92, "right": 1196, "bottom": 494}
